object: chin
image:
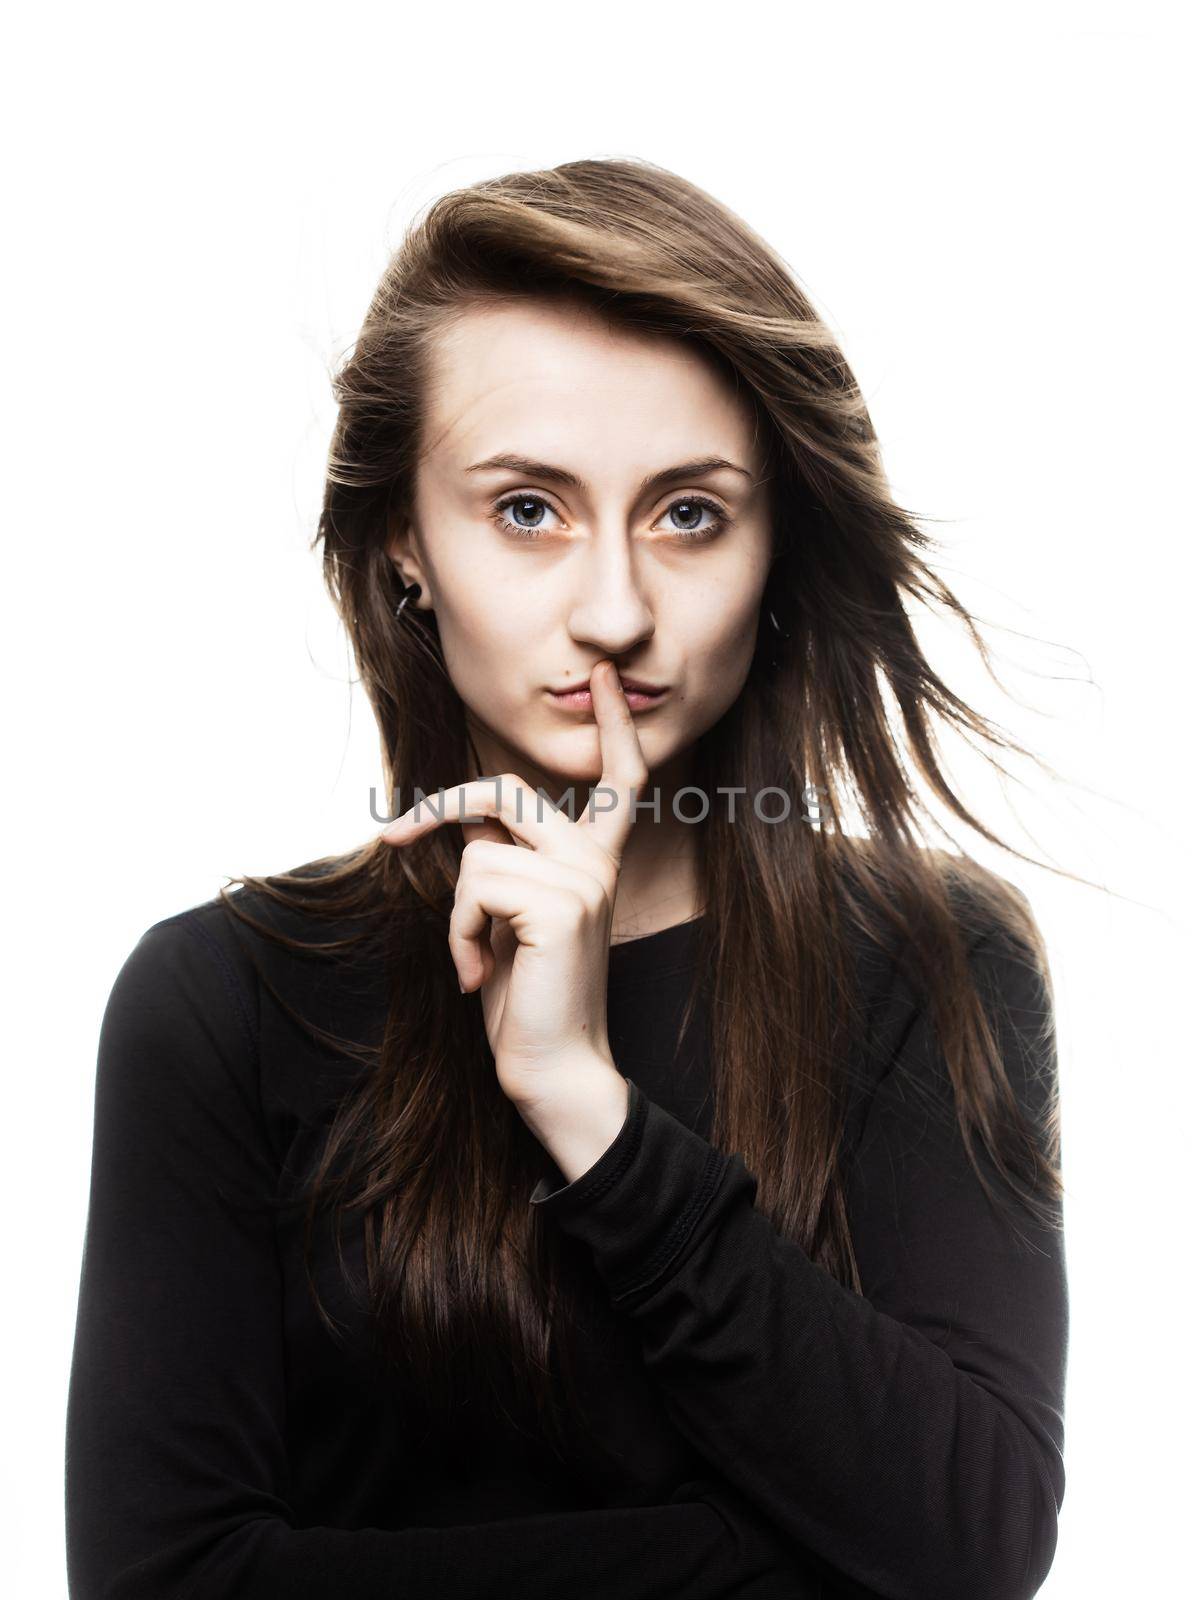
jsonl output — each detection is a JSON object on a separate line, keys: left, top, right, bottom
{"left": 521, "top": 727, "right": 615, "bottom": 780}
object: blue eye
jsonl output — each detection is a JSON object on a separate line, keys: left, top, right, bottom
{"left": 487, "top": 492, "right": 732, "bottom": 543}
{"left": 488, "top": 494, "right": 559, "bottom": 539}
{"left": 660, "top": 496, "right": 731, "bottom": 540}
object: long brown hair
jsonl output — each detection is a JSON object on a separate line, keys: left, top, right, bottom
{"left": 218, "top": 157, "right": 1079, "bottom": 1483}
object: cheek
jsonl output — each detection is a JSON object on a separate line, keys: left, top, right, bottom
{"left": 430, "top": 565, "right": 535, "bottom": 707}
{"left": 677, "top": 579, "right": 764, "bottom": 668}
{"left": 671, "top": 583, "right": 766, "bottom": 718}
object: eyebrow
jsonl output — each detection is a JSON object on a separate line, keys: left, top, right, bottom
{"left": 463, "top": 453, "right": 755, "bottom": 499}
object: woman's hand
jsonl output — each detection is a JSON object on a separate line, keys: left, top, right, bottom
{"left": 379, "top": 659, "right": 648, "bottom": 1131}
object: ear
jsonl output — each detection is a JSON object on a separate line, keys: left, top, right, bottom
{"left": 385, "top": 519, "right": 432, "bottom": 606}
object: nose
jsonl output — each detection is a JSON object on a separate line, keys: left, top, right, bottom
{"left": 565, "top": 532, "right": 656, "bottom": 656}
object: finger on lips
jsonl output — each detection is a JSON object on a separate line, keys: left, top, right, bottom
{"left": 381, "top": 660, "right": 648, "bottom": 860}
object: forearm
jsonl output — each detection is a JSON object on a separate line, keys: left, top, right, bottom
{"left": 532, "top": 1075, "right": 1067, "bottom": 1600}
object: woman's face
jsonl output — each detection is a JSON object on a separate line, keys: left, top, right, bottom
{"left": 389, "top": 295, "right": 773, "bottom": 790}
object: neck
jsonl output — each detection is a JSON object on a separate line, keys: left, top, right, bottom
{"left": 608, "top": 808, "right": 704, "bottom": 943}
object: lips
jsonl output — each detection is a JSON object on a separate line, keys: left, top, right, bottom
{"left": 546, "top": 676, "right": 669, "bottom": 712}
{"left": 548, "top": 677, "right": 667, "bottom": 695}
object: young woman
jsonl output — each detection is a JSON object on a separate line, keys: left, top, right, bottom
{"left": 65, "top": 158, "right": 1069, "bottom": 1600}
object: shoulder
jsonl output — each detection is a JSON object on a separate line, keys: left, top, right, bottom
{"left": 96, "top": 854, "right": 369, "bottom": 1121}
{"left": 837, "top": 845, "right": 1050, "bottom": 983}
{"left": 105, "top": 903, "right": 252, "bottom": 1039}
{"left": 88, "top": 907, "right": 262, "bottom": 1181}
{"left": 102, "top": 850, "right": 377, "bottom": 1061}
{"left": 96, "top": 904, "right": 262, "bottom": 1138}
{"left": 130, "top": 848, "right": 384, "bottom": 969}
{"left": 837, "top": 850, "right": 1056, "bottom": 1094}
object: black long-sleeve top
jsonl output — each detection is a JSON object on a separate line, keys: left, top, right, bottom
{"left": 65, "top": 871, "right": 1068, "bottom": 1600}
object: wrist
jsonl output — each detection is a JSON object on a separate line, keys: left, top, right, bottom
{"left": 514, "top": 1055, "right": 630, "bottom": 1185}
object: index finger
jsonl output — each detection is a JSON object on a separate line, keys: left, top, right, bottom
{"left": 579, "top": 660, "right": 651, "bottom": 863}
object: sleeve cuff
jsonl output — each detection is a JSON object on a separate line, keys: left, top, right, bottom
{"left": 529, "top": 1077, "right": 737, "bottom": 1306}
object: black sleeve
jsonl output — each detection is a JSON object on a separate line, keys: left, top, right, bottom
{"left": 65, "top": 913, "right": 826, "bottom": 1600}
{"left": 530, "top": 934, "right": 1069, "bottom": 1600}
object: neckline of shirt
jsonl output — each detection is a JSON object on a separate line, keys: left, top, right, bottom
{"left": 607, "top": 913, "right": 706, "bottom": 979}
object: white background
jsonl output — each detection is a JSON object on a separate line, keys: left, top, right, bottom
{"left": 4, "top": 2, "right": 1188, "bottom": 1593}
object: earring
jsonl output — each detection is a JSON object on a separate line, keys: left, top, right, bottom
{"left": 766, "top": 607, "right": 791, "bottom": 673}
{"left": 395, "top": 582, "right": 422, "bottom": 618}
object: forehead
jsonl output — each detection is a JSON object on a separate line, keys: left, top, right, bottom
{"left": 419, "top": 296, "right": 760, "bottom": 470}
